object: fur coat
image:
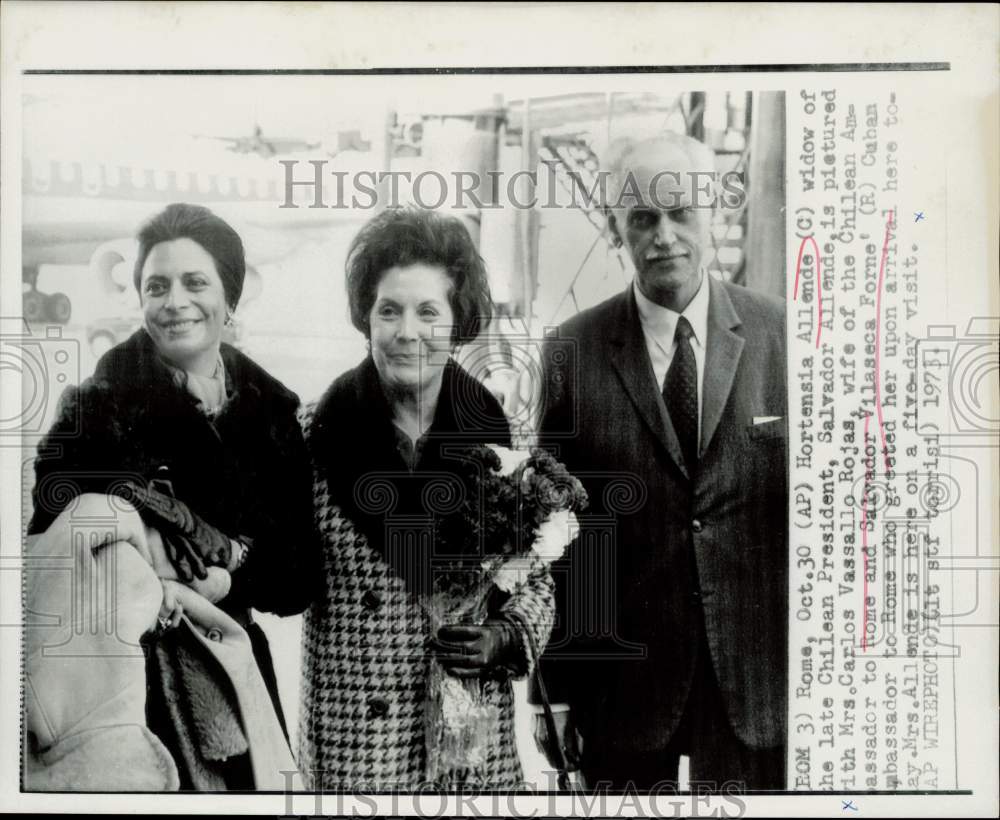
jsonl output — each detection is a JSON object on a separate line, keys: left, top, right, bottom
{"left": 28, "top": 328, "right": 322, "bottom": 788}
{"left": 28, "top": 328, "right": 322, "bottom": 618}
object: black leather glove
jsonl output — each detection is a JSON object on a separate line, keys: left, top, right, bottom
{"left": 428, "top": 618, "right": 524, "bottom": 679}
{"left": 115, "top": 478, "right": 232, "bottom": 582}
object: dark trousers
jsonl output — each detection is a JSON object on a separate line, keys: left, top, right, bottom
{"left": 581, "top": 629, "right": 785, "bottom": 793}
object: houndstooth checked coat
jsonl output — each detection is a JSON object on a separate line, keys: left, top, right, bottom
{"left": 297, "top": 357, "right": 555, "bottom": 790}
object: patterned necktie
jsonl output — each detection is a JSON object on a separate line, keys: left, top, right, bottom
{"left": 663, "top": 315, "right": 698, "bottom": 471}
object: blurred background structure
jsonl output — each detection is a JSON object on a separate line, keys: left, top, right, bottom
{"left": 19, "top": 77, "right": 785, "bottom": 786}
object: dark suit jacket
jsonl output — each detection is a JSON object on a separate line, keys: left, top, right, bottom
{"left": 531, "top": 276, "right": 788, "bottom": 759}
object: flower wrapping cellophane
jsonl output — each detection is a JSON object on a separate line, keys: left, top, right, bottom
{"left": 422, "top": 559, "right": 504, "bottom": 785}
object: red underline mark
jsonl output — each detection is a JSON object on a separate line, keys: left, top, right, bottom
{"left": 860, "top": 412, "right": 872, "bottom": 652}
{"left": 793, "top": 236, "right": 823, "bottom": 348}
{"left": 874, "top": 210, "right": 896, "bottom": 475}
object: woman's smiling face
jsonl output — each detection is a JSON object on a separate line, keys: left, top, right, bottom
{"left": 368, "top": 263, "right": 455, "bottom": 396}
{"left": 139, "top": 237, "right": 227, "bottom": 370}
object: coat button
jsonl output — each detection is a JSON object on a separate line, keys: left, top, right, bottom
{"left": 361, "top": 590, "right": 382, "bottom": 610}
{"left": 691, "top": 519, "right": 703, "bottom": 533}
{"left": 206, "top": 627, "right": 224, "bottom": 642}
{"left": 367, "top": 697, "right": 389, "bottom": 718}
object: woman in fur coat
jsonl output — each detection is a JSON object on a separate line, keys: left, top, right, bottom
{"left": 27, "top": 203, "right": 321, "bottom": 790}
{"left": 297, "top": 207, "right": 555, "bottom": 790}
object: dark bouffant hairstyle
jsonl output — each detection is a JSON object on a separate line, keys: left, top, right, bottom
{"left": 133, "top": 203, "right": 246, "bottom": 309}
{"left": 345, "top": 207, "right": 492, "bottom": 345}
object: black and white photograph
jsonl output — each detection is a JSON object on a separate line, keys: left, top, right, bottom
{"left": 16, "top": 69, "right": 787, "bottom": 793}
{"left": 1, "top": 4, "right": 997, "bottom": 818}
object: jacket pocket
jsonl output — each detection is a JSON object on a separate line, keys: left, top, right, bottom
{"left": 747, "top": 417, "right": 786, "bottom": 440}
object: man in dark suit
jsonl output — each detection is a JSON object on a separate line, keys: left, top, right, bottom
{"left": 531, "top": 133, "right": 787, "bottom": 791}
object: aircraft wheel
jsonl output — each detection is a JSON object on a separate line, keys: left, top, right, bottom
{"left": 23, "top": 290, "right": 45, "bottom": 323}
{"left": 46, "top": 292, "right": 72, "bottom": 324}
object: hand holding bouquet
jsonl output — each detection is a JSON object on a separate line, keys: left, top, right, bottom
{"left": 424, "top": 444, "right": 587, "bottom": 783}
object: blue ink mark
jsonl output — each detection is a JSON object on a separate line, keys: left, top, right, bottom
{"left": 914, "top": 212, "right": 925, "bottom": 222}
{"left": 842, "top": 800, "right": 859, "bottom": 811}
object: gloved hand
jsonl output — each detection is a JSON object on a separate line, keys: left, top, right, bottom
{"left": 145, "top": 526, "right": 232, "bottom": 608}
{"left": 115, "top": 478, "right": 231, "bottom": 582}
{"left": 428, "top": 618, "right": 524, "bottom": 679}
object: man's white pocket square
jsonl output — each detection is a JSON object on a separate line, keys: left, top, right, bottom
{"left": 753, "top": 416, "right": 782, "bottom": 425}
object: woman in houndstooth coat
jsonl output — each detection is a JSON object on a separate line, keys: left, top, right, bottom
{"left": 297, "top": 208, "right": 555, "bottom": 790}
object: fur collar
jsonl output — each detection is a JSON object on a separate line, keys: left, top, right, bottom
{"left": 307, "top": 354, "right": 511, "bottom": 483}
{"left": 92, "top": 328, "right": 299, "bottom": 413}
{"left": 305, "top": 354, "right": 512, "bottom": 594}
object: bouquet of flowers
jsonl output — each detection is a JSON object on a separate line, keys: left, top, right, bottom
{"left": 423, "top": 444, "right": 588, "bottom": 784}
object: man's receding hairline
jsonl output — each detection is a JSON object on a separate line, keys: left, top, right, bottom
{"left": 605, "top": 133, "right": 716, "bottom": 179}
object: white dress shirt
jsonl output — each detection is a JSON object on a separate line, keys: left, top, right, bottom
{"left": 633, "top": 272, "right": 711, "bottom": 446}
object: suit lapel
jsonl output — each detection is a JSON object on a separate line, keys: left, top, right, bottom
{"left": 606, "top": 287, "right": 690, "bottom": 480}
{"left": 701, "top": 277, "right": 745, "bottom": 455}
